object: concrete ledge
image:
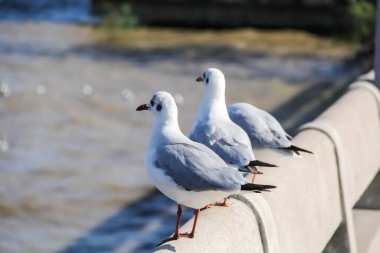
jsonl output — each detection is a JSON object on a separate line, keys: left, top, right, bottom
{"left": 255, "top": 130, "right": 342, "bottom": 253}
{"left": 232, "top": 194, "right": 279, "bottom": 253}
{"left": 154, "top": 198, "right": 265, "bottom": 253}
{"left": 314, "top": 82, "right": 380, "bottom": 206}
{"left": 154, "top": 72, "right": 380, "bottom": 253}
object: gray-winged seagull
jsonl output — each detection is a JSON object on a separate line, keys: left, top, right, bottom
{"left": 190, "top": 68, "right": 278, "bottom": 183}
{"left": 228, "top": 103, "right": 313, "bottom": 156}
{"left": 136, "top": 91, "right": 276, "bottom": 245}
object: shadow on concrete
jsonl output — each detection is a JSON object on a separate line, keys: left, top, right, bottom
{"left": 355, "top": 169, "right": 380, "bottom": 210}
{"left": 57, "top": 191, "right": 192, "bottom": 253}
{"left": 323, "top": 170, "right": 380, "bottom": 253}
{"left": 323, "top": 223, "right": 351, "bottom": 253}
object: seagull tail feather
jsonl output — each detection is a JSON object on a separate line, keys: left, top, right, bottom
{"left": 241, "top": 183, "right": 276, "bottom": 192}
{"left": 249, "top": 160, "right": 278, "bottom": 168}
{"left": 279, "top": 145, "right": 313, "bottom": 155}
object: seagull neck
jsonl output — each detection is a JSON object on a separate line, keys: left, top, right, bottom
{"left": 149, "top": 115, "right": 184, "bottom": 147}
{"left": 196, "top": 94, "right": 229, "bottom": 121}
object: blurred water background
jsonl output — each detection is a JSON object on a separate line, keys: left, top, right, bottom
{"left": 0, "top": 1, "right": 374, "bottom": 252}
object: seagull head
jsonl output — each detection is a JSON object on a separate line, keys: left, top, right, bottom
{"left": 196, "top": 68, "right": 226, "bottom": 100}
{"left": 136, "top": 91, "right": 178, "bottom": 122}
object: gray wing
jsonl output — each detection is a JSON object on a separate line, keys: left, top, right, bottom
{"left": 263, "top": 112, "right": 292, "bottom": 146}
{"left": 228, "top": 103, "right": 291, "bottom": 149}
{"left": 155, "top": 142, "right": 245, "bottom": 192}
{"left": 189, "top": 121, "right": 253, "bottom": 166}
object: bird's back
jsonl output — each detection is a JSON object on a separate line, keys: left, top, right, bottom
{"left": 228, "top": 103, "right": 291, "bottom": 149}
{"left": 189, "top": 118, "right": 254, "bottom": 167}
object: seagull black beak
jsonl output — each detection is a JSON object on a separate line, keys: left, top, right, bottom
{"left": 136, "top": 104, "right": 149, "bottom": 111}
{"left": 196, "top": 76, "right": 204, "bottom": 82}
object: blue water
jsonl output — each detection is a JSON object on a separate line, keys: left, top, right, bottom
{"left": 0, "top": 0, "right": 93, "bottom": 22}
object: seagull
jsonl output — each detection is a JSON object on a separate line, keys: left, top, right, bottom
{"left": 136, "top": 91, "right": 276, "bottom": 245}
{"left": 190, "top": 68, "right": 278, "bottom": 183}
{"left": 228, "top": 103, "right": 313, "bottom": 156}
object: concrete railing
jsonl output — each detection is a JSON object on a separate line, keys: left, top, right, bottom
{"left": 154, "top": 71, "right": 380, "bottom": 253}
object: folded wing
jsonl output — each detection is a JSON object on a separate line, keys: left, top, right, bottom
{"left": 155, "top": 142, "right": 245, "bottom": 192}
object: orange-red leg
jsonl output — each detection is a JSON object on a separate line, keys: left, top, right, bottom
{"left": 201, "top": 198, "right": 229, "bottom": 211}
{"left": 157, "top": 206, "right": 200, "bottom": 246}
{"left": 200, "top": 203, "right": 214, "bottom": 211}
{"left": 214, "top": 198, "right": 229, "bottom": 207}
{"left": 251, "top": 173, "right": 256, "bottom": 183}
{"left": 157, "top": 204, "right": 182, "bottom": 246}
{"left": 190, "top": 209, "right": 199, "bottom": 236}
{"left": 180, "top": 208, "right": 200, "bottom": 238}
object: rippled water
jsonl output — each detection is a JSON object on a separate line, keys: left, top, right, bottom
{"left": 0, "top": 0, "right": 92, "bottom": 22}
{"left": 0, "top": 21, "right": 367, "bottom": 253}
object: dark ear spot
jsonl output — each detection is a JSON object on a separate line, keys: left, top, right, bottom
{"left": 156, "top": 103, "right": 162, "bottom": 111}
{"left": 206, "top": 77, "right": 209, "bottom": 84}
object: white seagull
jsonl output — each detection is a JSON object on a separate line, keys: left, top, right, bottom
{"left": 228, "top": 103, "right": 313, "bottom": 156}
{"left": 190, "top": 68, "right": 278, "bottom": 181}
{"left": 136, "top": 91, "right": 276, "bottom": 245}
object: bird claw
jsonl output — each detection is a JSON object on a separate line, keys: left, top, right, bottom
{"left": 179, "top": 232, "right": 194, "bottom": 238}
{"left": 201, "top": 198, "right": 228, "bottom": 211}
{"left": 200, "top": 204, "right": 214, "bottom": 211}
{"left": 214, "top": 199, "right": 229, "bottom": 207}
{"left": 214, "top": 202, "right": 229, "bottom": 207}
{"left": 157, "top": 232, "right": 195, "bottom": 246}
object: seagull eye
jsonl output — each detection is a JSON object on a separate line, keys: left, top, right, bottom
{"left": 156, "top": 103, "right": 162, "bottom": 111}
{"left": 206, "top": 77, "right": 209, "bottom": 84}
{"left": 150, "top": 100, "right": 154, "bottom": 106}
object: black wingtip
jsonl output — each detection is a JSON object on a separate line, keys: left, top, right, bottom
{"left": 280, "top": 145, "right": 313, "bottom": 155}
{"left": 249, "top": 160, "right": 278, "bottom": 168}
{"left": 293, "top": 145, "right": 314, "bottom": 154}
{"left": 241, "top": 183, "right": 277, "bottom": 192}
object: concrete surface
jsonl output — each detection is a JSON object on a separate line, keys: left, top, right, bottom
{"left": 154, "top": 198, "right": 264, "bottom": 253}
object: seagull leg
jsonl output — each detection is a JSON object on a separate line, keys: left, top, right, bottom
{"left": 251, "top": 173, "right": 256, "bottom": 183}
{"left": 201, "top": 198, "right": 229, "bottom": 210}
{"left": 214, "top": 198, "right": 229, "bottom": 207}
{"left": 179, "top": 209, "right": 200, "bottom": 238}
{"left": 200, "top": 203, "right": 214, "bottom": 211}
{"left": 190, "top": 209, "right": 200, "bottom": 236}
{"left": 157, "top": 204, "right": 182, "bottom": 246}
{"left": 250, "top": 166, "right": 263, "bottom": 183}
